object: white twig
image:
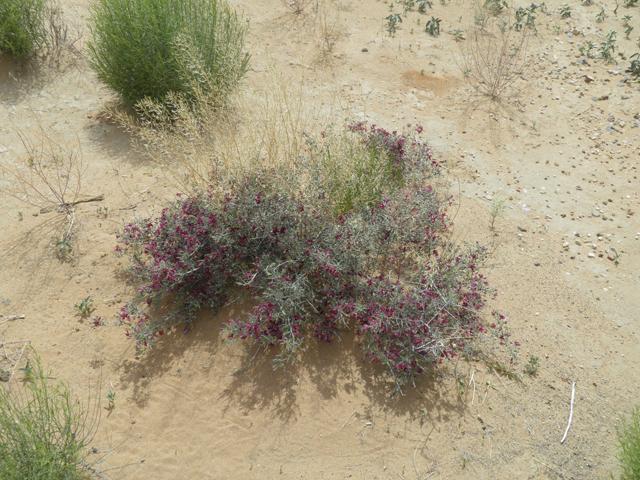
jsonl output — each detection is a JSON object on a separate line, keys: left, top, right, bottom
{"left": 561, "top": 381, "right": 576, "bottom": 444}
{"left": 469, "top": 370, "right": 476, "bottom": 405}
{"left": 340, "top": 412, "right": 356, "bottom": 431}
{"left": 0, "top": 314, "right": 25, "bottom": 326}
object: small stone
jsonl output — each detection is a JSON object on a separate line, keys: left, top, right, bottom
{"left": 361, "top": 47, "right": 368, "bottom": 52}
{"left": 534, "top": 262, "right": 541, "bottom": 266}
{"left": 517, "top": 226, "right": 527, "bottom": 232}
{"left": 592, "top": 211, "right": 601, "bottom": 217}
{"left": 619, "top": 120, "right": 627, "bottom": 127}
{"left": 585, "top": 75, "right": 595, "bottom": 83}
{"left": 588, "top": 252, "right": 596, "bottom": 258}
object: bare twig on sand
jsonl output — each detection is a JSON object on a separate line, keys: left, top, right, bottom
{"left": 39, "top": 194, "right": 104, "bottom": 214}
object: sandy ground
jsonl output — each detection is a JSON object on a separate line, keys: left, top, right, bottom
{"left": 1, "top": 0, "right": 639, "bottom": 478}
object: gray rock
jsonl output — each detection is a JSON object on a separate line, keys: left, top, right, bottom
{"left": 592, "top": 211, "right": 601, "bottom": 217}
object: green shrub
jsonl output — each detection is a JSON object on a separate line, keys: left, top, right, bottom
{"left": 0, "top": 0, "right": 47, "bottom": 57}
{"left": 0, "top": 348, "right": 96, "bottom": 479}
{"left": 615, "top": 405, "right": 640, "bottom": 479}
{"left": 87, "top": 0, "right": 250, "bottom": 107}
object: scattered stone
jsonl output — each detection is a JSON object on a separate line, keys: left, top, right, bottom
{"left": 361, "top": 47, "right": 368, "bottom": 52}
{"left": 592, "top": 211, "right": 601, "bottom": 217}
{"left": 534, "top": 262, "right": 541, "bottom": 266}
{"left": 585, "top": 75, "right": 595, "bottom": 83}
{"left": 588, "top": 252, "right": 596, "bottom": 258}
{"left": 517, "top": 226, "right": 527, "bottom": 232}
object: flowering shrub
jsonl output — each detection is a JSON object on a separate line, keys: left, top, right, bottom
{"left": 118, "top": 124, "right": 505, "bottom": 395}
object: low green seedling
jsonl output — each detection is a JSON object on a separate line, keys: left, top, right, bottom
{"left": 489, "top": 197, "right": 507, "bottom": 229}
{"left": 417, "top": 0, "right": 433, "bottom": 12}
{"left": 630, "top": 53, "right": 640, "bottom": 79}
{"left": 625, "top": 26, "right": 633, "bottom": 39}
{"left": 524, "top": 355, "right": 539, "bottom": 375}
{"left": 386, "top": 13, "right": 402, "bottom": 36}
{"left": 425, "top": 16, "right": 441, "bottom": 36}
{"left": 559, "top": 6, "right": 571, "bottom": 18}
{"left": 74, "top": 296, "right": 94, "bottom": 318}
{"left": 451, "top": 29, "right": 465, "bottom": 41}
{"left": 598, "top": 31, "right": 617, "bottom": 63}
{"left": 106, "top": 389, "right": 116, "bottom": 409}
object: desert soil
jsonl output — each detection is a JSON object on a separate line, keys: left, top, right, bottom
{"left": 1, "top": 0, "right": 639, "bottom": 478}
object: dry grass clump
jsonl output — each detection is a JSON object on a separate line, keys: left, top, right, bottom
{"left": 0, "top": 121, "right": 89, "bottom": 261}
{"left": 459, "top": 2, "right": 537, "bottom": 108}
{"left": 117, "top": 64, "right": 349, "bottom": 197}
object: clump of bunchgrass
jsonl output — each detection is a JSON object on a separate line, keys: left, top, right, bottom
{"left": 87, "top": 0, "right": 250, "bottom": 107}
{"left": 0, "top": 0, "right": 46, "bottom": 57}
{"left": 615, "top": 405, "right": 640, "bottom": 479}
{"left": 0, "top": 348, "right": 97, "bottom": 479}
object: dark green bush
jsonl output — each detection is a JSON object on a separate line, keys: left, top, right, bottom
{"left": 0, "top": 349, "right": 96, "bottom": 479}
{"left": 87, "top": 0, "right": 250, "bottom": 107}
{"left": 0, "top": 0, "right": 46, "bottom": 57}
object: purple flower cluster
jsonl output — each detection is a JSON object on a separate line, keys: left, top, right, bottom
{"left": 117, "top": 124, "right": 505, "bottom": 394}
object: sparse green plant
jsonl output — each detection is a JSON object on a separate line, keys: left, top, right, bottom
{"left": 386, "top": 13, "right": 402, "bottom": 36}
{"left": 17, "top": 211, "right": 23, "bottom": 221}
{"left": 630, "top": 53, "right": 640, "bottom": 78}
{"left": 581, "top": 0, "right": 593, "bottom": 5}
{"left": 0, "top": 348, "right": 98, "bottom": 479}
{"left": 559, "top": 6, "right": 571, "bottom": 19}
{"left": 524, "top": 354, "right": 539, "bottom": 375}
{"left": 514, "top": 5, "right": 537, "bottom": 32}
{"left": 484, "top": 0, "right": 508, "bottom": 16}
{"left": 451, "top": 28, "right": 465, "bottom": 40}
{"left": 598, "top": 30, "right": 617, "bottom": 62}
{"left": 74, "top": 296, "right": 94, "bottom": 318}
{"left": 489, "top": 196, "right": 507, "bottom": 229}
{"left": 623, "top": 0, "right": 638, "bottom": 6}
{"left": 596, "top": 8, "right": 605, "bottom": 23}
{"left": 457, "top": 377, "right": 466, "bottom": 397}
{"left": 578, "top": 40, "right": 595, "bottom": 56}
{"left": 615, "top": 405, "right": 640, "bottom": 479}
{"left": 96, "top": 206, "right": 108, "bottom": 218}
{"left": 623, "top": 15, "right": 632, "bottom": 26}
{"left": 539, "top": 2, "right": 548, "bottom": 12}
{"left": 417, "top": 0, "right": 433, "bottom": 12}
{"left": 552, "top": 24, "right": 562, "bottom": 34}
{"left": 425, "top": 16, "right": 441, "bottom": 35}
{"left": 625, "top": 26, "right": 633, "bottom": 39}
{"left": 106, "top": 389, "right": 115, "bottom": 409}
{"left": 0, "top": 0, "right": 46, "bottom": 57}
{"left": 87, "top": 0, "right": 250, "bottom": 107}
